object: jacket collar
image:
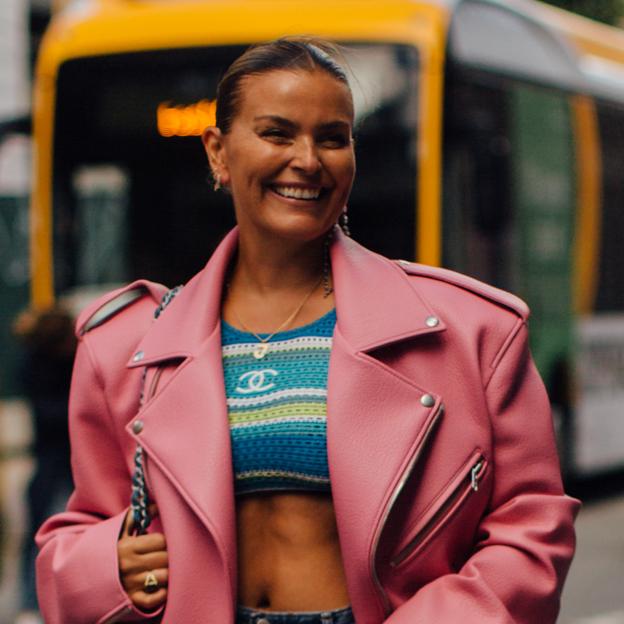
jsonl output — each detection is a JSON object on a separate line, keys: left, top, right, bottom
{"left": 330, "top": 229, "right": 446, "bottom": 351}
{"left": 127, "top": 227, "right": 445, "bottom": 368}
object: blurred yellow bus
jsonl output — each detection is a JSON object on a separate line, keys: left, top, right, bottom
{"left": 30, "top": 0, "right": 624, "bottom": 476}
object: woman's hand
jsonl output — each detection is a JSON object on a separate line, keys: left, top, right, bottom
{"left": 118, "top": 505, "right": 169, "bottom": 613}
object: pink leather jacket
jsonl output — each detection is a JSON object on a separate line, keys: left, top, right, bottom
{"left": 36, "top": 229, "right": 579, "bottom": 623}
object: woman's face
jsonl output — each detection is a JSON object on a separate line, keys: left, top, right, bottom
{"left": 204, "top": 69, "right": 356, "bottom": 243}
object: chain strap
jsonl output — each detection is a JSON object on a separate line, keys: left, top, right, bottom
{"left": 130, "top": 286, "right": 182, "bottom": 534}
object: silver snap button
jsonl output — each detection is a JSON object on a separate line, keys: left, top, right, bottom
{"left": 256, "top": 619, "right": 271, "bottom": 624}
{"left": 425, "top": 315, "right": 439, "bottom": 328}
{"left": 133, "top": 350, "right": 144, "bottom": 362}
{"left": 132, "top": 419, "right": 144, "bottom": 434}
{"left": 420, "top": 394, "right": 435, "bottom": 407}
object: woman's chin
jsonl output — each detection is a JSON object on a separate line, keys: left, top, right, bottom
{"left": 255, "top": 216, "right": 335, "bottom": 244}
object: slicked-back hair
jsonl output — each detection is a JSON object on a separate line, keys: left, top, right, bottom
{"left": 216, "top": 37, "right": 351, "bottom": 133}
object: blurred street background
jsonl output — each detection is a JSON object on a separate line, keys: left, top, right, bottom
{"left": 1, "top": 0, "right": 624, "bottom": 622}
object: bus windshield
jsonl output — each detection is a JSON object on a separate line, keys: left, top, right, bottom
{"left": 52, "top": 43, "right": 419, "bottom": 295}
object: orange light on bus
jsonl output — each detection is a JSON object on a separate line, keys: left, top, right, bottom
{"left": 157, "top": 99, "right": 216, "bottom": 137}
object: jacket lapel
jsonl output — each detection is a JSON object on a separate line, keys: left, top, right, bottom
{"left": 124, "top": 230, "right": 239, "bottom": 580}
{"left": 327, "top": 231, "right": 446, "bottom": 620}
{"left": 126, "top": 329, "right": 237, "bottom": 583}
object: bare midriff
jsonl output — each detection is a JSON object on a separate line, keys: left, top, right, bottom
{"left": 236, "top": 492, "right": 350, "bottom": 611}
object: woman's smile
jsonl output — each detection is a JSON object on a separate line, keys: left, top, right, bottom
{"left": 269, "top": 184, "right": 323, "bottom": 202}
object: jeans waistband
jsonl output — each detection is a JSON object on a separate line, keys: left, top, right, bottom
{"left": 236, "top": 604, "right": 355, "bottom": 624}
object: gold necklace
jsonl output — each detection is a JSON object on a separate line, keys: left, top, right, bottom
{"left": 230, "top": 276, "right": 323, "bottom": 359}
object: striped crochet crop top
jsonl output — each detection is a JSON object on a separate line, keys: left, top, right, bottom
{"left": 221, "top": 309, "right": 336, "bottom": 496}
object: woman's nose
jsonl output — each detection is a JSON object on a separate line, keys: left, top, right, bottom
{"left": 291, "top": 137, "right": 321, "bottom": 174}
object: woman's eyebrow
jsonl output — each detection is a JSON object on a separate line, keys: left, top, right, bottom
{"left": 253, "top": 116, "right": 351, "bottom": 132}
{"left": 317, "top": 121, "right": 351, "bottom": 132}
{"left": 254, "top": 115, "right": 297, "bottom": 129}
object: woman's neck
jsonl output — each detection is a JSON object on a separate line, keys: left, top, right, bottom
{"left": 222, "top": 230, "right": 334, "bottom": 334}
{"left": 231, "top": 232, "right": 326, "bottom": 294}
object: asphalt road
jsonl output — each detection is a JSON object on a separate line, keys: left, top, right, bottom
{"left": 558, "top": 472, "right": 624, "bottom": 624}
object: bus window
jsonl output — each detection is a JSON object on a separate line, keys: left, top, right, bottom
{"left": 347, "top": 45, "right": 419, "bottom": 261}
{"left": 51, "top": 44, "right": 419, "bottom": 296}
{"left": 594, "top": 102, "right": 624, "bottom": 312}
{"left": 442, "top": 70, "right": 513, "bottom": 289}
{"left": 72, "top": 165, "right": 129, "bottom": 287}
{"left": 443, "top": 69, "right": 576, "bottom": 380}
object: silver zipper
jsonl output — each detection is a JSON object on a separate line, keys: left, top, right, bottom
{"left": 389, "top": 454, "right": 485, "bottom": 568}
{"left": 370, "top": 402, "right": 444, "bottom": 616}
{"left": 471, "top": 460, "right": 484, "bottom": 492}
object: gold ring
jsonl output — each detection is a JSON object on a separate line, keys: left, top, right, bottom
{"left": 143, "top": 571, "right": 159, "bottom": 593}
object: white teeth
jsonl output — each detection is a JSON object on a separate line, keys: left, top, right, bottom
{"left": 273, "top": 186, "right": 320, "bottom": 200}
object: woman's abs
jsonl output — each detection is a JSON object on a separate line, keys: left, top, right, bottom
{"left": 236, "top": 492, "right": 350, "bottom": 611}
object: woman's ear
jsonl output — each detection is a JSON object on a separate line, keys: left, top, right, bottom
{"left": 202, "top": 126, "right": 231, "bottom": 188}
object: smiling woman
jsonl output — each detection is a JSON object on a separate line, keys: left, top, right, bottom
{"left": 203, "top": 67, "right": 355, "bottom": 247}
{"left": 35, "top": 38, "right": 579, "bottom": 624}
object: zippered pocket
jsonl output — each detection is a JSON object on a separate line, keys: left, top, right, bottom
{"left": 146, "top": 365, "right": 164, "bottom": 403}
{"left": 141, "top": 359, "right": 186, "bottom": 409}
{"left": 389, "top": 449, "right": 488, "bottom": 569}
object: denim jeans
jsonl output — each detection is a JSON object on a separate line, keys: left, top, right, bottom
{"left": 236, "top": 604, "right": 355, "bottom": 624}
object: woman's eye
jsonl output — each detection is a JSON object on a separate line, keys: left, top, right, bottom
{"left": 319, "top": 134, "right": 350, "bottom": 148}
{"left": 260, "top": 128, "right": 290, "bottom": 142}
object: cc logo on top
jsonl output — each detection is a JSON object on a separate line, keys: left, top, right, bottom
{"left": 236, "top": 369, "right": 279, "bottom": 394}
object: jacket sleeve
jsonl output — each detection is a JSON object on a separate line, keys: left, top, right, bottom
{"left": 384, "top": 321, "right": 580, "bottom": 624}
{"left": 35, "top": 337, "right": 161, "bottom": 624}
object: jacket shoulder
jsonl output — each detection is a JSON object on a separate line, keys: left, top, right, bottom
{"left": 395, "top": 260, "right": 529, "bottom": 321}
{"left": 76, "top": 280, "right": 170, "bottom": 337}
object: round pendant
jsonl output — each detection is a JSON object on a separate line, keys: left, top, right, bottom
{"left": 253, "top": 343, "right": 269, "bottom": 359}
